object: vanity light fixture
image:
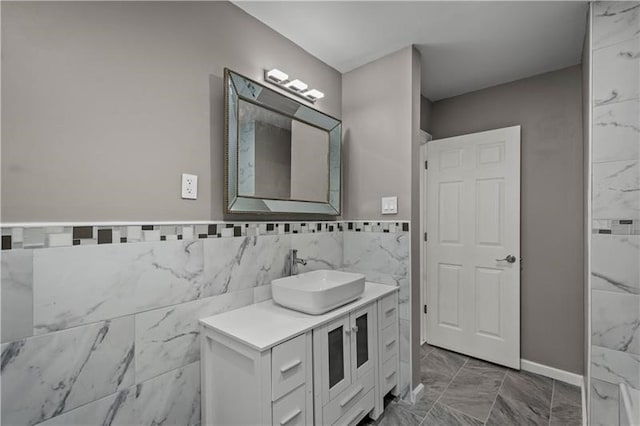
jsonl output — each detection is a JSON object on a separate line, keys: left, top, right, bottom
{"left": 265, "top": 68, "right": 288, "bottom": 83}
{"left": 264, "top": 68, "right": 325, "bottom": 103}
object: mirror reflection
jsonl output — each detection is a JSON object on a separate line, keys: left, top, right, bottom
{"left": 237, "top": 100, "right": 329, "bottom": 203}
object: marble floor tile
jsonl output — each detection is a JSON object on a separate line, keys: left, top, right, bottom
{"left": 1, "top": 316, "right": 134, "bottom": 426}
{"left": 399, "top": 386, "right": 439, "bottom": 419}
{"left": 420, "top": 348, "right": 467, "bottom": 394}
{"left": 1, "top": 249, "right": 33, "bottom": 342}
{"left": 550, "top": 381, "right": 582, "bottom": 426}
{"left": 438, "top": 368, "right": 503, "bottom": 421}
{"left": 486, "top": 370, "right": 553, "bottom": 425}
{"left": 461, "top": 357, "right": 507, "bottom": 382}
{"left": 421, "top": 342, "right": 435, "bottom": 359}
{"left": 422, "top": 402, "right": 483, "bottom": 426}
{"left": 377, "top": 402, "right": 422, "bottom": 426}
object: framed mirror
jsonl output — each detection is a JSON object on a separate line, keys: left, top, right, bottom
{"left": 224, "top": 69, "right": 341, "bottom": 215}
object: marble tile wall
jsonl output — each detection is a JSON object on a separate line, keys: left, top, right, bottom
{"left": 0, "top": 220, "right": 408, "bottom": 425}
{"left": 590, "top": 2, "right": 640, "bottom": 425}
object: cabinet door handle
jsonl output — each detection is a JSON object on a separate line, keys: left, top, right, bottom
{"left": 280, "top": 359, "right": 302, "bottom": 374}
{"left": 385, "top": 370, "right": 396, "bottom": 380}
{"left": 385, "top": 306, "right": 395, "bottom": 315}
{"left": 385, "top": 338, "right": 396, "bottom": 347}
{"left": 339, "top": 384, "right": 364, "bottom": 407}
{"left": 346, "top": 409, "right": 365, "bottom": 426}
{"left": 279, "top": 408, "right": 302, "bottom": 425}
{"left": 352, "top": 325, "right": 359, "bottom": 333}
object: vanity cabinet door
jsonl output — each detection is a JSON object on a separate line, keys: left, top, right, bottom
{"left": 350, "top": 303, "right": 376, "bottom": 381}
{"left": 322, "top": 315, "right": 352, "bottom": 401}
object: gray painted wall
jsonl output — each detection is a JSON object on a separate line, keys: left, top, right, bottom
{"left": 421, "top": 96, "right": 433, "bottom": 133}
{"left": 430, "top": 65, "right": 585, "bottom": 374}
{"left": 1, "top": 1, "right": 341, "bottom": 222}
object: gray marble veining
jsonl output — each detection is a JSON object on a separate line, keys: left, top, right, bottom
{"left": 592, "top": 159, "right": 640, "bottom": 220}
{"left": 291, "top": 230, "right": 343, "bottom": 273}
{"left": 1, "top": 249, "right": 34, "bottom": 342}
{"left": 593, "top": 36, "right": 640, "bottom": 107}
{"left": 35, "top": 387, "right": 135, "bottom": 426}
{"left": 485, "top": 370, "right": 553, "bottom": 425}
{"left": 592, "top": 344, "right": 640, "bottom": 389}
{"left": 593, "top": 2, "right": 640, "bottom": 50}
{"left": 1, "top": 316, "right": 134, "bottom": 426}
{"left": 420, "top": 347, "right": 467, "bottom": 394}
{"left": 550, "top": 381, "right": 582, "bottom": 426}
{"left": 135, "top": 289, "right": 254, "bottom": 383}
{"left": 593, "top": 100, "right": 640, "bottom": 163}
{"left": 422, "top": 402, "right": 483, "bottom": 426}
{"left": 378, "top": 402, "right": 423, "bottom": 426}
{"left": 438, "top": 368, "right": 503, "bottom": 421}
{"left": 591, "top": 378, "right": 620, "bottom": 426}
{"left": 592, "top": 234, "right": 640, "bottom": 294}
{"left": 33, "top": 241, "right": 205, "bottom": 333}
{"left": 202, "top": 234, "right": 290, "bottom": 295}
{"left": 592, "top": 290, "right": 640, "bottom": 355}
{"left": 134, "top": 361, "right": 200, "bottom": 426}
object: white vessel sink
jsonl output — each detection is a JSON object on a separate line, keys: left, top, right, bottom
{"left": 272, "top": 270, "right": 366, "bottom": 315}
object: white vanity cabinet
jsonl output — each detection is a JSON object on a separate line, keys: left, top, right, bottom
{"left": 200, "top": 283, "right": 399, "bottom": 426}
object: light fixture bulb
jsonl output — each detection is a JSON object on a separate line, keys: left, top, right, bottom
{"left": 303, "top": 89, "right": 325, "bottom": 101}
{"left": 284, "top": 79, "right": 308, "bottom": 92}
{"left": 266, "top": 68, "right": 288, "bottom": 83}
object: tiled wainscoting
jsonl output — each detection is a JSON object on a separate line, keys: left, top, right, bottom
{"left": 1, "top": 220, "right": 410, "bottom": 426}
{"left": 590, "top": 2, "right": 640, "bottom": 425}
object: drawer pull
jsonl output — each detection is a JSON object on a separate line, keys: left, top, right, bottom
{"left": 339, "top": 384, "right": 364, "bottom": 407}
{"left": 385, "top": 307, "right": 395, "bottom": 315}
{"left": 346, "top": 409, "right": 365, "bottom": 426}
{"left": 385, "top": 370, "right": 396, "bottom": 380}
{"left": 280, "top": 359, "right": 302, "bottom": 374}
{"left": 279, "top": 408, "right": 302, "bottom": 425}
{"left": 385, "top": 338, "right": 396, "bottom": 347}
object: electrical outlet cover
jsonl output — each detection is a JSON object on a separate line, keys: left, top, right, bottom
{"left": 181, "top": 173, "right": 198, "bottom": 200}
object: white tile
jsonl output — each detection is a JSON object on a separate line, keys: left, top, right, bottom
{"left": 591, "top": 378, "right": 620, "bottom": 426}
{"left": 33, "top": 241, "right": 205, "bottom": 333}
{"left": 182, "top": 226, "right": 194, "bottom": 240}
{"left": 593, "top": 2, "right": 640, "bottom": 50}
{"left": 254, "top": 284, "right": 272, "bottom": 303}
{"left": 291, "top": 231, "right": 343, "bottom": 273}
{"left": 592, "top": 345, "right": 640, "bottom": 389}
{"left": 1, "top": 250, "right": 33, "bottom": 342}
{"left": 134, "top": 361, "right": 200, "bottom": 426}
{"left": 593, "top": 100, "right": 640, "bottom": 163}
{"left": 592, "top": 290, "right": 640, "bottom": 355}
{"left": 143, "top": 230, "right": 161, "bottom": 241}
{"left": 47, "top": 233, "right": 73, "bottom": 247}
{"left": 135, "top": 289, "right": 253, "bottom": 383}
{"left": 1, "top": 316, "right": 134, "bottom": 426}
{"left": 593, "top": 37, "right": 640, "bottom": 106}
{"left": 202, "top": 234, "right": 290, "bottom": 295}
{"left": 36, "top": 387, "right": 135, "bottom": 426}
{"left": 592, "top": 234, "right": 640, "bottom": 294}
{"left": 126, "top": 226, "right": 142, "bottom": 241}
{"left": 593, "top": 160, "right": 640, "bottom": 219}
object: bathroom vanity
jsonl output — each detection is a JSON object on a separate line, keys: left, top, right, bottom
{"left": 199, "top": 282, "right": 399, "bottom": 426}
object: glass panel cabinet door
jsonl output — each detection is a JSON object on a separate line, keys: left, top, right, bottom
{"left": 351, "top": 303, "right": 376, "bottom": 381}
{"left": 324, "top": 315, "right": 351, "bottom": 400}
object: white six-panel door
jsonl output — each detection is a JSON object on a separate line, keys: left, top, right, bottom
{"left": 426, "top": 126, "right": 521, "bottom": 369}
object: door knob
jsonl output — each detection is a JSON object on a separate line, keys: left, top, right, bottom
{"left": 496, "top": 255, "right": 516, "bottom": 263}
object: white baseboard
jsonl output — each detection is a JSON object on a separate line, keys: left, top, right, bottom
{"left": 582, "top": 376, "right": 587, "bottom": 426}
{"left": 411, "top": 383, "right": 424, "bottom": 404}
{"left": 520, "top": 359, "right": 583, "bottom": 386}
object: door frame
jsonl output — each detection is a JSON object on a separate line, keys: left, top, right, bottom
{"left": 419, "top": 130, "right": 432, "bottom": 345}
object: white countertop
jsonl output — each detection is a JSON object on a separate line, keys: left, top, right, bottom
{"left": 199, "top": 282, "right": 398, "bottom": 351}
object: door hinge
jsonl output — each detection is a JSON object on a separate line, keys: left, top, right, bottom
{"left": 423, "top": 305, "right": 428, "bottom": 314}
{"left": 424, "top": 160, "right": 428, "bottom": 169}
{"left": 424, "top": 232, "right": 428, "bottom": 242}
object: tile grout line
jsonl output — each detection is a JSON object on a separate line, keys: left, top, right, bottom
{"left": 483, "top": 367, "right": 509, "bottom": 425}
{"left": 549, "top": 380, "right": 556, "bottom": 426}
{"left": 418, "top": 356, "right": 468, "bottom": 425}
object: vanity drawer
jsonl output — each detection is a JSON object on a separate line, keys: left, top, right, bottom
{"left": 382, "top": 355, "right": 398, "bottom": 395}
{"left": 380, "top": 324, "right": 398, "bottom": 363}
{"left": 333, "top": 388, "right": 374, "bottom": 426}
{"left": 272, "top": 334, "right": 307, "bottom": 401}
{"left": 380, "top": 293, "right": 398, "bottom": 330}
{"left": 323, "top": 367, "right": 374, "bottom": 425}
{"left": 273, "top": 384, "right": 307, "bottom": 426}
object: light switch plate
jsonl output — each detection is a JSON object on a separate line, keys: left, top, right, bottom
{"left": 381, "top": 196, "right": 398, "bottom": 214}
{"left": 181, "top": 173, "right": 198, "bottom": 200}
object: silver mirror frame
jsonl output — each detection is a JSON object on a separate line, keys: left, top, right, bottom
{"left": 224, "top": 69, "right": 341, "bottom": 216}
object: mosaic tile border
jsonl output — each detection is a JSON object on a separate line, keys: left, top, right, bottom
{"left": 592, "top": 219, "right": 640, "bottom": 235}
{"left": 1, "top": 221, "right": 410, "bottom": 250}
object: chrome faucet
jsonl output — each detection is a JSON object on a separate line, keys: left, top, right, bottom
{"left": 288, "top": 249, "right": 307, "bottom": 276}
